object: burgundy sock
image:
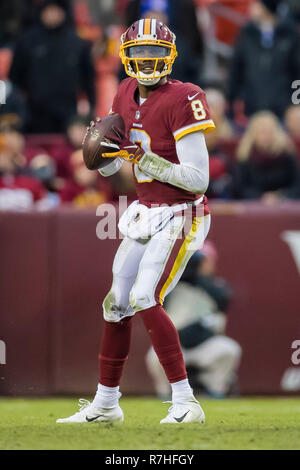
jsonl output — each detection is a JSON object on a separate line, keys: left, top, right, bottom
{"left": 99, "top": 317, "right": 132, "bottom": 387}
{"left": 140, "top": 305, "right": 187, "bottom": 383}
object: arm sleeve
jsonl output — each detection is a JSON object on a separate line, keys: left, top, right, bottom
{"left": 98, "top": 158, "right": 124, "bottom": 177}
{"left": 137, "top": 131, "right": 209, "bottom": 194}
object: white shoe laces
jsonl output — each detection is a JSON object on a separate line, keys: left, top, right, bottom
{"left": 77, "top": 398, "right": 91, "bottom": 414}
{"left": 163, "top": 401, "right": 184, "bottom": 414}
{"left": 163, "top": 399, "right": 196, "bottom": 415}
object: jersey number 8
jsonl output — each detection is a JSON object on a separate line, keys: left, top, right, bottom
{"left": 191, "top": 99, "right": 206, "bottom": 121}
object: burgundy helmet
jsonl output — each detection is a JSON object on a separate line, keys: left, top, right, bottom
{"left": 119, "top": 18, "right": 177, "bottom": 85}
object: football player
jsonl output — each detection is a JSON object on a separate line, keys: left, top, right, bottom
{"left": 57, "top": 18, "right": 215, "bottom": 424}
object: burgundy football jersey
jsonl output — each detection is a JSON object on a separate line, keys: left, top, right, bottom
{"left": 111, "top": 78, "right": 215, "bottom": 209}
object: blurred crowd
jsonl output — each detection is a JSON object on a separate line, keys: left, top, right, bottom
{"left": 0, "top": 0, "right": 300, "bottom": 210}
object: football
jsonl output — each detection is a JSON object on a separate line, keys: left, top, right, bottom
{"left": 82, "top": 113, "right": 125, "bottom": 170}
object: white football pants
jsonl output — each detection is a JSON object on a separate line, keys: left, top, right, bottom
{"left": 103, "top": 212, "right": 211, "bottom": 322}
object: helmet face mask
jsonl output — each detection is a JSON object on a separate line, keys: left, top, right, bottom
{"left": 120, "top": 19, "right": 177, "bottom": 86}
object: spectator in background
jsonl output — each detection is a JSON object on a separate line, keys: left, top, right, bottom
{"left": 205, "top": 129, "right": 232, "bottom": 200}
{"left": 0, "top": 1, "right": 23, "bottom": 47}
{"left": 0, "top": 130, "right": 46, "bottom": 209}
{"left": 285, "top": 106, "right": 300, "bottom": 140}
{"left": 29, "top": 153, "right": 60, "bottom": 208}
{"left": 88, "top": 0, "right": 120, "bottom": 26}
{"left": 124, "top": 0, "right": 204, "bottom": 84}
{"left": 202, "top": 89, "right": 234, "bottom": 199}
{"left": 9, "top": 0, "right": 95, "bottom": 133}
{"left": 0, "top": 0, "right": 74, "bottom": 47}
{"left": 146, "top": 242, "right": 241, "bottom": 399}
{"left": 23, "top": 115, "right": 90, "bottom": 188}
{"left": 21, "top": 0, "right": 74, "bottom": 31}
{"left": 35, "top": 115, "right": 92, "bottom": 182}
{"left": 59, "top": 149, "right": 111, "bottom": 208}
{"left": 66, "top": 115, "right": 91, "bottom": 150}
{"left": 228, "top": 0, "right": 300, "bottom": 119}
{"left": 283, "top": 0, "right": 300, "bottom": 22}
{"left": 232, "top": 111, "right": 300, "bottom": 202}
{"left": 205, "top": 88, "right": 234, "bottom": 139}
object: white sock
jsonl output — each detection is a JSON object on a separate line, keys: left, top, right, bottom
{"left": 171, "top": 379, "right": 194, "bottom": 404}
{"left": 93, "top": 383, "right": 121, "bottom": 409}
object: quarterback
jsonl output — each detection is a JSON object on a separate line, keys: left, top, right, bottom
{"left": 57, "top": 19, "right": 215, "bottom": 424}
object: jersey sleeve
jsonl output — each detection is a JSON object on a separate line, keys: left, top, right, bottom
{"left": 169, "top": 85, "right": 216, "bottom": 141}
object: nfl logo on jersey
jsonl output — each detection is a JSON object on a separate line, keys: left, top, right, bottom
{"left": 135, "top": 110, "right": 140, "bottom": 120}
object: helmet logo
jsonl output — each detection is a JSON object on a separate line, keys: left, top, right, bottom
{"left": 91, "top": 129, "right": 101, "bottom": 141}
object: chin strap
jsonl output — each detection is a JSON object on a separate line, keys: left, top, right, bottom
{"left": 137, "top": 77, "right": 161, "bottom": 86}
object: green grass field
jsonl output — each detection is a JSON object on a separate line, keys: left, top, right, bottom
{"left": 0, "top": 397, "right": 299, "bottom": 450}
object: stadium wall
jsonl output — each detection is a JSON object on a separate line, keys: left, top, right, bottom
{"left": 0, "top": 202, "right": 300, "bottom": 396}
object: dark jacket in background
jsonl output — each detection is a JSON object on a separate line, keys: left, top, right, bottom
{"left": 232, "top": 149, "right": 300, "bottom": 199}
{"left": 22, "top": 0, "right": 74, "bottom": 30}
{"left": 0, "top": 0, "right": 73, "bottom": 47}
{"left": 9, "top": 21, "right": 95, "bottom": 133}
{"left": 285, "top": 0, "right": 300, "bottom": 22}
{"left": 228, "top": 19, "right": 300, "bottom": 118}
{"left": 0, "top": 0, "right": 23, "bottom": 47}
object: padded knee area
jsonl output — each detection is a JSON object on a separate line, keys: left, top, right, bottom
{"left": 103, "top": 289, "right": 135, "bottom": 323}
{"left": 129, "top": 286, "right": 154, "bottom": 312}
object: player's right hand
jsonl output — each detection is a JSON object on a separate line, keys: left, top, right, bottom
{"left": 103, "top": 126, "right": 145, "bottom": 163}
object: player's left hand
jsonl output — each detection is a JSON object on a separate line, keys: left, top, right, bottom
{"left": 102, "top": 126, "right": 145, "bottom": 164}
{"left": 82, "top": 117, "right": 102, "bottom": 147}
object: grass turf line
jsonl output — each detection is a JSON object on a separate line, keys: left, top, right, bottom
{"left": 0, "top": 397, "right": 299, "bottom": 450}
